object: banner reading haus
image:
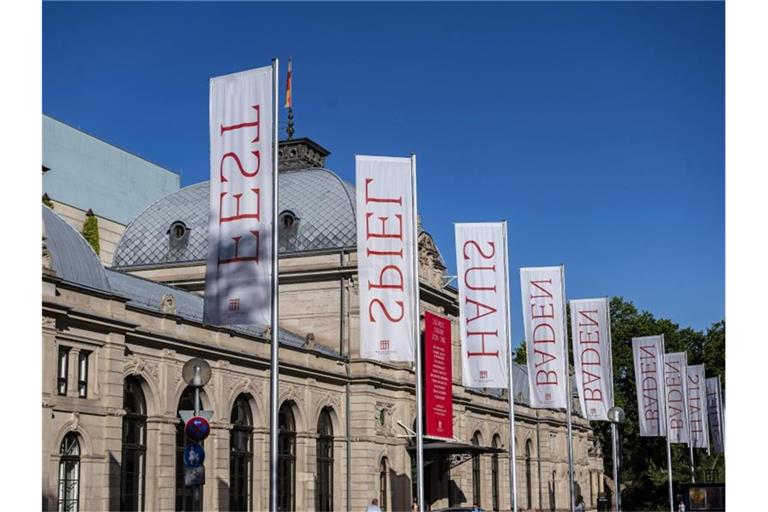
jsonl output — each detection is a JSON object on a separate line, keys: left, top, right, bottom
{"left": 205, "top": 66, "right": 274, "bottom": 326}
{"left": 569, "top": 298, "right": 614, "bottom": 421}
{"left": 355, "top": 156, "right": 417, "bottom": 362}
{"left": 455, "top": 223, "right": 510, "bottom": 388}
{"left": 664, "top": 352, "right": 690, "bottom": 444}
{"left": 632, "top": 335, "right": 667, "bottom": 437}
{"left": 520, "top": 266, "right": 568, "bottom": 409}
{"left": 686, "top": 364, "right": 709, "bottom": 449}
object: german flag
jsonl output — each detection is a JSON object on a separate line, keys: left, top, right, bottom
{"left": 284, "top": 58, "right": 293, "bottom": 109}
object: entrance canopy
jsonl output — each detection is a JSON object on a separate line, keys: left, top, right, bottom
{"left": 406, "top": 441, "right": 505, "bottom": 469}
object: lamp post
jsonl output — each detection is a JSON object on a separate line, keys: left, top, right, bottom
{"left": 607, "top": 406, "right": 625, "bottom": 512}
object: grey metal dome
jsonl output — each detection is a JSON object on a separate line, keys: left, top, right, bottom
{"left": 43, "top": 205, "right": 111, "bottom": 292}
{"left": 113, "top": 168, "right": 357, "bottom": 268}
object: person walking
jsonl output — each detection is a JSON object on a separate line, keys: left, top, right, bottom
{"left": 365, "top": 498, "right": 382, "bottom": 512}
{"left": 574, "top": 495, "right": 586, "bottom": 512}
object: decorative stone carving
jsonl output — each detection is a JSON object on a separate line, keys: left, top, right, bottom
{"left": 42, "top": 316, "right": 56, "bottom": 329}
{"left": 160, "top": 293, "right": 177, "bottom": 315}
{"left": 375, "top": 402, "right": 396, "bottom": 435}
{"left": 305, "top": 333, "right": 315, "bottom": 348}
{"left": 418, "top": 231, "right": 448, "bottom": 288}
{"left": 42, "top": 238, "right": 53, "bottom": 272}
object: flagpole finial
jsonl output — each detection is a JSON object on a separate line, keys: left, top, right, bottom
{"left": 287, "top": 107, "right": 294, "bottom": 140}
{"left": 285, "top": 58, "right": 294, "bottom": 140}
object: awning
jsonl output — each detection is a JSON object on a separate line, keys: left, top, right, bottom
{"left": 406, "top": 441, "right": 505, "bottom": 456}
{"left": 406, "top": 441, "right": 505, "bottom": 470}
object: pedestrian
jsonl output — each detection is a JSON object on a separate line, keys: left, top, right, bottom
{"left": 574, "top": 495, "right": 586, "bottom": 512}
{"left": 411, "top": 500, "right": 419, "bottom": 512}
{"left": 365, "top": 498, "right": 382, "bottom": 512}
{"left": 676, "top": 494, "right": 686, "bottom": 512}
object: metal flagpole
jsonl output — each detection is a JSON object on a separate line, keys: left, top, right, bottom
{"left": 611, "top": 422, "right": 621, "bottom": 512}
{"left": 661, "top": 337, "right": 674, "bottom": 512}
{"left": 411, "top": 154, "right": 425, "bottom": 512}
{"left": 502, "top": 222, "right": 518, "bottom": 512}
{"left": 269, "top": 58, "right": 280, "bottom": 512}
{"left": 561, "top": 265, "right": 576, "bottom": 512}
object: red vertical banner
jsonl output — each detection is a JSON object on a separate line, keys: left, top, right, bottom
{"left": 425, "top": 311, "right": 453, "bottom": 440}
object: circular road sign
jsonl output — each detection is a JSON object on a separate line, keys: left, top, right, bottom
{"left": 182, "top": 358, "right": 212, "bottom": 387}
{"left": 185, "top": 416, "right": 211, "bottom": 441}
{"left": 183, "top": 443, "right": 205, "bottom": 468}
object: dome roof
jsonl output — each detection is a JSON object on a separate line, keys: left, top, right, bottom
{"left": 43, "top": 205, "right": 111, "bottom": 292}
{"left": 113, "top": 168, "right": 357, "bottom": 268}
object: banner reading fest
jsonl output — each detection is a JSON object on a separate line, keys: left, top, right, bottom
{"left": 520, "top": 266, "right": 568, "bottom": 409}
{"left": 664, "top": 351, "right": 690, "bottom": 444}
{"left": 569, "top": 298, "right": 614, "bottom": 421}
{"left": 686, "top": 364, "right": 709, "bottom": 449}
{"left": 204, "top": 66, "right": 274, "bottom": 326}
{"left": 456, "top": 223, "right": 510, "bottom": 388}
{"left": 424, "top": 312, "right": 453, "bottom": 440}
{"left": 355, "top": 156, "right": 417, "bottom": 362}
{"left": 632, "top": 336, "right": 667, "bottom": 437}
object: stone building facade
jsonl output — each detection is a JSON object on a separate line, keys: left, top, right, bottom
{"left": 42, "top": 137, "right": 604, "bottom": 512}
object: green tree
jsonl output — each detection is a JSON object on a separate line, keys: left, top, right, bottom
{"left": 591, "top": 297, "right": 725, "bottom": 510}
{"left": 82, "top": 209, "right": 100, "bottom": 255}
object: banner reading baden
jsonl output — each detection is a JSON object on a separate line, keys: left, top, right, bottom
{"left": 520, "top": 266, "right": 567, "bottom": 409}
{"left": 706, "top": 376, "right": 725, "bottom": 453}
{"left": 664, "top": 351, "right": 689, "bottom": 444}
{"left": 569, "top": 298, "right": 614, "bottom": 421}
{"left": 356, "top": 156, "right": 417, "bottom": 361}
{"left": 632, "top": 335, "right": 667, "bottom": 437}
{"left": 456, "top": 223, "right": 510, "bottom": 388}
{"left": 205, "top": 66, "right": 274, "bottom": 326}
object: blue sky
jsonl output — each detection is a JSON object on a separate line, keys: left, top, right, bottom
{"left": 43, "top": 1, "right": 724, "bottom": 340}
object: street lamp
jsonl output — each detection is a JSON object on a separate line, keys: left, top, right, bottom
{"left": 607, "top": 406, "right": 625, "bottom": 512}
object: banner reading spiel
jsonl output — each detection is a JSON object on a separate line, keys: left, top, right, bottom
{"left": 355, "top": 156, "right": 417, "bottom": 362}
{"left": 204, "top": 66, "right": 274, "bottom": 326}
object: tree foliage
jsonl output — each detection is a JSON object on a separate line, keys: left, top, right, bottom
{"left": 595, "top": 297, "right": 725, "bottom": 510}
{"left": 514, "top": 297, "right": 725, "bottom": 510}
{"left": 82, "top": 210, "right": 100, "bottom": 256}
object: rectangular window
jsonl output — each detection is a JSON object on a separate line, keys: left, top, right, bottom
{"left": 78, "top": 351, "right": 89, "bottom": 398}
{"left": 57, "top": 347, "right": 69, "bottom": 396}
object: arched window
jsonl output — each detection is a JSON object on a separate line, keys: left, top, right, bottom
{"left": 316, "top": 408, "right": 334, "bottom": 512}
{"left": 471, "top": 432, "right": 482, "bottom": 507}
{"left": 278, "top": 402, "right": 296, "bottom": 512}
{"left": 175, "top": 387, "right": 203, "bottom": 512}
{"left": 379, "top": 457, "right": 389, "bottom": 512}
{"left": 58, "top": 433, "right": 81, "bottom": 512}
{"left": 491, "top": 435, "right": 501, "bottom": 512}
{"left": 230, "top": 395, "right": 254, "bottom": 511}
{"left": 121, "top": 377, "right": 147, "bottom": 511}
{"left": 525, "top": 440, "right": 533, "bottom": 510}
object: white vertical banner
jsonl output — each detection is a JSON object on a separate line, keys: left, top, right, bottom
{"left": 632, "top": 336, "right": 667, "bottom": 437}
{"left": 455, "top": 222, "right": 510, "bottom": 388}
{"left": 664, "top": 352, "right": 690, "bottom": 444}
{"left": 205, "top": 65, "right": 274, "bottom": 326}
{"left": 686, "top": 364, "right": 709, "bottom": 449}
{"left": 706, "top": 376, "right": 725, "bottom": 453}
{"left": 569, "top": 298, "right": 614, "bottom": 421}
{"left": 520, "top": 266, "right": 568, "bottom": 409}
{"left": 355, "top": 155, "right": 417, "bottom": 362}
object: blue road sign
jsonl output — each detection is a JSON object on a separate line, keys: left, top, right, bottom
{"left": 183, "top": 443, "right": 205, "bottom": 468}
